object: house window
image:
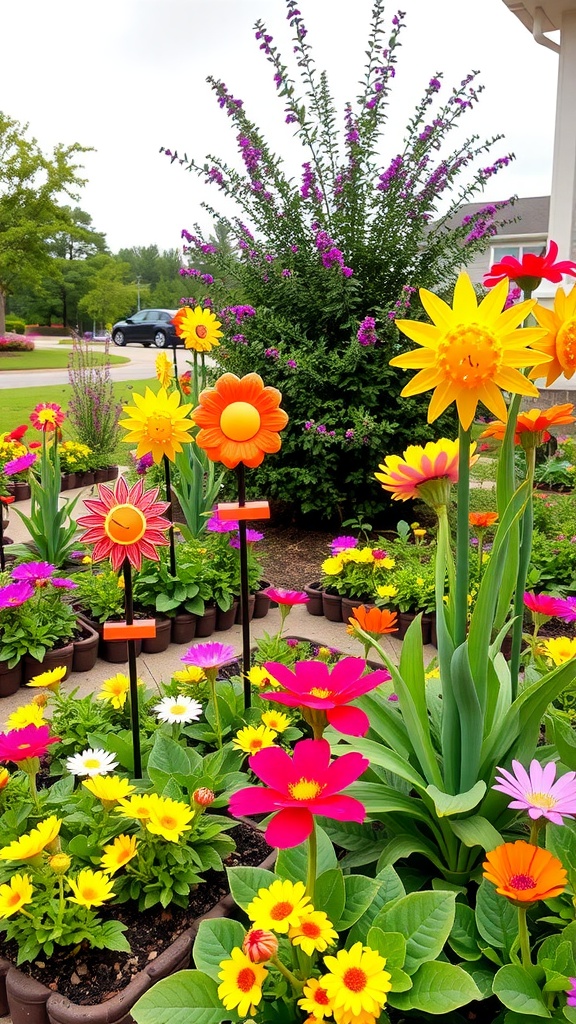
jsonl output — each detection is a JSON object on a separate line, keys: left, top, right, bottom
{"left": 491, "top": 242, "right": 546, "bottom": 263}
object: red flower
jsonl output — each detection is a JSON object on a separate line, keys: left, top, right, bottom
{"left": 261, "top": 657, "right": 390, "bottom": 737}
{"left": 229, "top": 737, "right": 368, "bottom": 847}
{"left": 484, "top": 241, "right": 576, "bottom": 290}
{"left": 0, "top": 496, "right": 15, "bottom": 505}
{"left": 0, "top": 724, "right": 59, "bottom": 763}
{"left": 30, "top": 403, "right": 65, "bottom": 432}
{"left": 6, "top": 425, "right": 28, "bottom": 442}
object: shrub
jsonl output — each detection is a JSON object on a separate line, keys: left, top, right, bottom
{"left": 4, "top": 317, "right": 26, "bottom": 334}
{"left": 0, "top": 335, "right": 34, "bottom": 352}
{"left": 166, "top": 1, "right": 515, "bottom": 522}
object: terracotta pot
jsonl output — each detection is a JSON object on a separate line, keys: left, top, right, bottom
{"left": 142, "top": 615, "right": 172, "bottom": 654}
{"left": 171, "top": 612, "right": 197, "bottom": 644}
{"left": 23, "top": 643, "right": 74, "bottom": 684}
{"left": 304, "top": 582, "right": 324, "bottom": 616}
{"left": 322, "top": 590, "right": 342, "bottom": 622}
{"left": 194, "top": 602, "right": 217, "bottom": 638}
{"left": 216, "top": 600, "right": 239, "bottom": 631}
{"left": 235, "top": 594, "right": 255, "bottom": 624}
{"left": 0, "top": 659, "right": 22, "bottom": 697}
{"left": 13, "top": 481, "right": 31, "bottom": 501}
{"left": 71, "top": 619, "right": 99, "bottom": 673}
{"left": 253, "top": 586, "right": 271, "bottom": 619}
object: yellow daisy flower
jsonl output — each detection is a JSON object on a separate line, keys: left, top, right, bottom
{"left": 376, "top": 585, "right": 398, "bottom": 599}
{"left": 97, "top": 673, "right": 130, "bottom": 710}
{"left": 540, "top": 636, "right": 576, "bottom": 666}
{"left": 26, "top": 665, "right": 67, "bottom": 691}
{"left": 233, "top": 725, "right": 277, "bottom": 755}
{"left": 100, "top": 834, "right": 138, "bottom": 874}
{"left": 261, "top": 710, "right": 290, "bottom": 733}
{"left": 530, "top": 286, "right": 576, "bottom": 385}
{"left": 289, "top": 909, "right": 338, "bottom": 955}
{"left": 391, "top": 272, "right": 548, "bottom": 430}
{"left": 0, "top": 816, "right": 61, "bottom": 861}
{"left": 82, "top": 775, "right": 136, "bottom": 805}
{"left": 248, "top": 665, "right": 281, "bottom": 689}
{"left": 6, "top": 704, "right": 46, "bottom": 731}
{"left": 67, "top": 869, "right": 115, "bottom": 909}
{"left": 0, "top": 874, "right": 34, "bottom": 918}
{"left": 155, "top": 351, "right": 174, "bottom": 389}
{"left": 322, "top": 942, "right": 392, "bottom": 1018}
{"left": 247, "top": 879, "right": 311, "bottom": 933}
{"left": 298, "top": 978, "right": 335, "bottom": 1020}
{"left": 321, "top": 556, "right": 344, "bottom": 576}
{"left": 172, "top": 665, "right": 206, "bottom": 685}
{"left": 217, "top": 946, "right": 267, "bottom": 1018}
{"left": 119, "top": 386, "right": 195, "bottom": 464}
{"left": 173, "top": 306, "right": 223, "bottom": 353}
{"left": 144, "top": 793, "right": 195, "bottom": 842}
{"left": 115, "top": 793, "right": 153, "bottom": 821}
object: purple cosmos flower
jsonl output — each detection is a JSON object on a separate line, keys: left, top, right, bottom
{"left": 12, "top": 562, "right": 56, "bottom": 583}
{"left": 3, "top": 453, "right": 37, "bottom": 476}
{"left": 181, "top": 642, "right": 236, "bottom": 670}
{"left": 286, "top": 359, "right": 297, "bottom": 369}
{"left": 0, "top": 581, "right": 35, "bottom": 609}
{"left": 229, "top": 530, "right": 264, "bottom": 547}
{"left": 51, "top": 578, "right": 78, "bottom": 590}
{"left": 206, "top": 513, "right": 239, "bottom": 533}
{"left": 493, "top": 759, "right": 576, "bottom": 825}
{"left": 330, "top": 535, "right": 358, "bottom": 553}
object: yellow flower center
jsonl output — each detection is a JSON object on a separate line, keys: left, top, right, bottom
{"left": 220, "top": 401, "right": 261, "bottom": 441}
{"left": 437, "top": 323, "right": 502, "bottom": 388}
{"left": 528, "top": 791, "right": 557, "bottom": 810}
{"left": 84, "top": 759, "right": 101, "bottom": 769}
{"left": 343, "top": 967, "right": 368, "bottom": 993}
{"left": 17, "top": 743, "right": 31, "bottom": 751}
{"left": 170, "top": 704, "right": 186, "bottom": 715}
{"left": 236, "top": 966, "right": 256, "bottom": 992}
{"left": 556, "top": 318, "right": 576, "bottom": 372}
{"left": 250, "top": 739, "right": 264, "bottom": 750}
{"left": 301, "top": 920, "right": 322, "bottom": 938}
{"left": 82, "top": 887, "right": 98, "bottom": 900}
{"left": 146, "top": 414, "right": 174, "bottom": 442}
{"left": 309, "top": 687, "right": 331, "bottom": 699}
{"left": 159, "top": 814, "right": 178, "bottom": 829}
{"left": 38, "top": 409, "right": 57, "bottom": 424}
{"left": 288, "top": 778, "right": 323, "bottom": 800}
{"left": 104, "top": 504, "right": 147, "bottom": 545}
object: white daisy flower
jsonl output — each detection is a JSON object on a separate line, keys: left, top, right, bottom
{"left": 153, "top": 695, "right": 203, "bottom": 724}
{"left": 66, "top": 748, "right": 119, "bottom": 777}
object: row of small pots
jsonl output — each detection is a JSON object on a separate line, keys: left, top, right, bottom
{"left": 304, "top": 583, "right": 437, "bottom": 645}
{"left": 0, "top": 618, "right": 101, "bottom": 698}
{"left": 5, "top": 466, "right": 119, "bottom": 502}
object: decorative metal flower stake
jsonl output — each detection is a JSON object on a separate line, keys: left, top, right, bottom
{"left": 77, "top": 478, "right": 171, "bottom": 777}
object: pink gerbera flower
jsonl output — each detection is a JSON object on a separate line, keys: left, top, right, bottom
{"left": 493, "top": 759, "right": 576, "bottom": 825}
{"left": 77, "top": 477, "right": 171, "bottom": 572}
{"left": 484, "top": 240, "right": 576, "bottom": 290}
{"left": 262, "top": 657, "right": 390, "bottom": 736}
{"left": 181, "top": 641, "right": 236, "bottom": 670}
{"left": 262, "top": 587, "right": 309, "bottom": 606}
{"left": 229, "top": 737, "right": 368, "bottom": 847}
{"left": 524, "top": 592, "right": 569, "bottom": 620}
{"left": 30, "top": 403, "right": 65, "bottom": 432}
{"left": 0, "top": 724, "right": 60, "bottom": 763}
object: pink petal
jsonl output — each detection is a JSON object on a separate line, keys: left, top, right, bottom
{"left": 327, "top": 657, "right": 366, "bottom": 691}
{"left": 248, "top": 745, "right": 295, "bottom": 790}
{"left": 291, "top": 738, "right": 332, "bottom": 778}
{"left": 262, "top": 661, "right": 300, "bottom": 691}
{"left": 327, "top": 704, "right": 370, "bottom": 736}
{"left": 265, "top": 807, "right": 313, "bottom": 848}
{"left": 338, "top": 670, "right": 391, "bottom": 700}
{"left": 229, "top": 786, "right": 280, "bottom": 817}
{"left": 311, "top": 793, "right": 366, "bottom": 823}
{"left": 260, "top": 691, "right": 304, "bottom": 708}
{"left": 321, "top": 750, "right": 370, "bottom": 795}
{"left": 116, "top": 477, "right": 129, "bottom": 503}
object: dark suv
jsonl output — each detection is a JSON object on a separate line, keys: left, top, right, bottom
{"left": 111, "top": 309, "right": 179, "bottom": 348}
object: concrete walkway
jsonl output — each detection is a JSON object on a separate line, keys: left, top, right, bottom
{"left": 0, "top": 340, "right": 170, "bottom": 390}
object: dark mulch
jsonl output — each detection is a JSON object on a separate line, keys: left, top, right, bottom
{"left": 258, "top": 522, "right": 333, "bottom": 590}
{"left": 0, "top": 823, "right": 272, "bottom": 1006}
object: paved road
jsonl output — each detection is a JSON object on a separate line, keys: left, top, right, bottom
{"left": 0, "top": 342, "right": 184, "bottom": 390}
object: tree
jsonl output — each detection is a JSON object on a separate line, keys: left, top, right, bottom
{"left": 0, "top": 112, "right": 91, "bottom": 334}
{"left": 77, "top": 256, "right": 143, "bottom": 327}
{"left": 117, "top": 245, "right": 184, "bottom": 308}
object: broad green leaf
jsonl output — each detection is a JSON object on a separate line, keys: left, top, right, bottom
{"left": 493, "top": 964, "right": 551, "bottom": 1017}
{"left": 547, "top": 714, "right": 576, "bottom": 773}
{"left": 366, "top": 926, "right": 406, "bottom": 969}
{"left": 147, "top": 733, "right": 191, "bottom": 785}
{"left": 338, "top": 875, "right": 381, "bottom": 929}
{"left": 426, "top": 781, "right": 486, "bottom": 817}
{"left": 132, "top": 970, "right": 227, "bottom": 1024}
{"left": 314, "top": 869, "right": 345, "bottom": 928}
{"left": 336, "top": 736, "right": 427, "bottom": 792}
{"left": 449, "top": 815, "right": 503, "bottom": 851}
{"left": 275, "top": 826, "right": 336, "bottom": 883}
{"left": 347, "top": 865, "right": 406, "bottom": 946}
{"left": 459, "top": 960, "right": 497, "bottom": 1000}
{"left": 375, "top": 889, "right": 456, "bottom": 974}
{"left": 389, "top": 960, "right": 482, "bottom": 1014}
{"left": 348, "top": 781, "right": 434, "bottom": 825}
{"left": 226, "top": 866, "right": 278, "bottom": 911}
{"left": 377, "top": 833, "right": 447, "bottom": 874}
{"left": 475, "top": 880, "right": 517, "bottom": 952}
{"left": 448, "top": 902, "right": 482, "bottom": 961}
{"left": 193, "top": 919, "right": 245, "bottom": 980}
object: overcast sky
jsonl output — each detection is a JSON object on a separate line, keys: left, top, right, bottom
{"left": 2, "top": 0, "right": 560, "bottom": 255}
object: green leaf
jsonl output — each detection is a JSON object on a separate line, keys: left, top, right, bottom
{"left": 147, "top": 733, "right": 192, "bottom": 786}
{"left": 366, "top": 926, "right": 406, "bottom": 969}
{"left": 389, "top": 960, "right": 482, "bottom": 1014}
{"left": 475, "top": 880, "right": 517, "bottom": 953}
{"left": 338, "top": 875, "right": 381, "bottom": 930}
{"left": 336, "top": 735, "right": 427, "bottom": 792}
{"left": 314, "top": 869, "right": 345, "bottom": 928}
{"left": 375, "top": 889, "right": 456, "bottom": 974}
{"left": 226, "top": 866, "right": 278, "bottom": 911}
{"left": 492, "top": 964, "right": 551, "bottom": 1017}
{"left": 275, "top": 826, "right": 336, "bottom": 883}
{"left": 193, "top": 919, "right": 245, "bottom": 980}
{"left": 132, "top": 969, "right": 227, "bottom": 1024}
{"left": 347, "top": 865, "right": 405, "bottom": 946}
{"left": 448, "top": 902, "right": 482, "bottom": 961}
{"left": 449, "top": 815, "right": 503, "bottom": 851}
{"left": 426, "top": 781, "right": 486, "bottom": 817}
{"left": 459, "top": 960, "right": 497, "bottom": 1000}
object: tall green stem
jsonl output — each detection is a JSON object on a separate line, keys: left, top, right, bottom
{"left": 518, "top": 905, "right": 532, "bottom": 970}
{"left": 454, "top": 425, "right": 471, "bottom": 648}
{"left": 208, "top": 672, "right": 222, "bottom": 748}
{"left": 306, "top": 821, "right": 317, "bottom": 905}
{"left": 509, "top": 446, "right": 535, "bottom": 698}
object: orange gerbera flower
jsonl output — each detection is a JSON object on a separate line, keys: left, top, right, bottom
{"left": 469, "top": 512, "right": 499, "bottom": 529}
{"left": 481, "top": 404, "right": 575, "bottom": 448}
{"left": 483, "top": 840, "right": 567, "bottom": 903}
{"left": 192, "top": 372, "right": 289, "bottom": 468}
{"left": 347, "top": 606, "right": 398, "bottom": 636}
{"left": 529, "top": 286, "right": 576, "bottom": 385}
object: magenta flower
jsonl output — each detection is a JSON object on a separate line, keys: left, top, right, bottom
{"left": 206, "top": 512, "right": 239, "bottom": 533}
{"left": 12, "top": 562, "right": 56, "bottom": 584}
{"left": 181, "top": 642, "right": 236, "bottom": 670}
{"left": 50, "top": 578, "right": 78, "bottom": 590}
{"left": 493, "top": 759, "right": 576, "bottom": 826}
{"left": 567, "top": 979, "right": 576, "bottom": 1008}
{"left": 330, "top": 535, "right": 358, "bottom": 553}
{"left": 0, "top": 581, "right": 34, "bottom": 610}
{"left": 262, "top": 657, "right": 390, "bottom": 736}
{"left": 3, "top": 453, "right": 37, "bottom": 476}
{"left": 0, "top": 724, "right": 60, "bottom": 763}
{"left": 229, "top": 529, "right": 264, "bottom": 548}
{"left": 524, "top": 592, "right": 568, "bottom": 619}
{"left": 229, "top": 737, "right": 368, "bottom": 848}
{"left": 262, "top": 588, "right": 309, "bottom": 606}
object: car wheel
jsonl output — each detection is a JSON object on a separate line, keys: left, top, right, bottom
{"left": 112, "top": 330, "right": 126, "bottom": 346}
{"left": 153, "top": 331, "right": 168, "bottom": 348}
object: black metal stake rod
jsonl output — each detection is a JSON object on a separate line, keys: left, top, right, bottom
{"left": 123, "top": 558, "right": 142, "bottom": 779}
{"left": 171, "top": 339, "right": 179, "bottom": 379}
{"left": 163, "top": 455, "right": 177, "bottom": 577}
{"left": 0, "top": 507, "right": 5, "bottom": 573}
{"left": 237, "top": 465, "right": 251, "bottom": 709}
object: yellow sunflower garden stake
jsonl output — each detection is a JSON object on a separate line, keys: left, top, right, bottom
{"left": 192, "top": 371, "right": 289, "bottom": 706}
{"left": 77, "top": 478, "right": 171, "bottom": 777}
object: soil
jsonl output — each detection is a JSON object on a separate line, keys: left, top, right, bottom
{"left": 258, "top": 521, "right": 333, "bottom": 590}
{"left": 0, "top": 822, "right": 272, "bottom": 1006}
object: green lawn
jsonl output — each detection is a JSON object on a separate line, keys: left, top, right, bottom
{"left": 0, "top": 350, "right": 129, "bottom": 370}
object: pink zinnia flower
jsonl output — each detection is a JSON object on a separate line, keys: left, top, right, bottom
{"left": 30, "top": 402, "right": 65, "bottom": 432}
{"left": 262, "top": 587, "right": 309, "bottom": 606}
{"left": 12, "top": 562, "right": 56, "bottom": 584}
{"left": 524, "top": 592, "right": 568, "bottom": 619}
{"left": 0, "top": 724, "right": 60, "bottom": 763}
{"left": 493, "top": 759, "right": 576, "bottom": 826}
{"left": 262, "top": 657, "right": 390, "bottom": 736}
{"left": 229, "top": 737, "right": 368, "bottom": 847}
{"left": 181, "top": 641, "right": 236, "bottom": 670}
{"left": 0, "top": 581, "right": 34, "bottom": 610}
{"left": 330, "top": 535, "right": 358, "bottom": 553}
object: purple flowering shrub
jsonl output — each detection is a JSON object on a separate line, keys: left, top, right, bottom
{"left": 67, "top": 336, "right": 121, "bottom": 465}
{"left": 164, "top": 0, "right": 515, "bottom": 522}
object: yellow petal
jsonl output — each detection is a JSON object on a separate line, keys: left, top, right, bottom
{"left": 394, "top": 320, "right": 442, "bottom": 348}
{"left": 390, "top": 348, "right": 437, "bottom": 368}
{"left": 533, "top": 305, "right": 560, "bottom": 331}
{"left": 418, "top": 289, "right": 454, "bottom": 331}
{"left": 452, "top": 273, "right": 479, "bottom": 319}
{"left": 477, "top": 278, "right": 509, "bottom": 322}
{"left": 478, "top": 381, "right": 509, "bottom": 422}
{"left": 455, "top": 389, "right": 479, "bottom": 431}
{"left": 400, "top": 366, "right": 445, "bottom": 396}
{"left": 427, "top": 380, "right": 456, "bottom": 422}
{"left": 493, "top": 298, "right": 537, "bottom": 333}
{"left": 493, "top": 365, "right": 540, "bottom": 396}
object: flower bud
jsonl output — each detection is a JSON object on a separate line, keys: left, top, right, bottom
{"left": 49, "top": 853, "right": 71, "bottom": 874}
{"left": 0, "top": 767, "right": 9, "bottom": 790}
{"left": 32, "top": 692, "right": 49, "bottom": 708}
{"left": 242, "top": 928, "right": 278, "bottom": 963}
{"left": 193, "top": 787, "right": 215, "bottom": 807}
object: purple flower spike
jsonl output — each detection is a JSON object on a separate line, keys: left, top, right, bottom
{"left": 181, "top": 642, "right": 236, "bottom": 670}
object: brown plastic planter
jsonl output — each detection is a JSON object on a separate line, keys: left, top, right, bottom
{"left": 23, "top": 643, "right": 75, "bottom": 684}
{"left": 171, "top": 612, "right": 196, "bottom": 644}
{"left": 72, "top": 619, "right": 100, "bottom": 673}
{"left": 216, "top": 600, "right": 239, "bottom": 631}
{"left": 321, "top": 590, "right": 342, "bottom": 622}
{"left": 0, "top": 658, "right": 22, "bottom": 697}
{"left": 304, "top": 582, "right": 324, "bottom": 616}
{"left": 141, "top": 616, "right": 172, "bottom": 654}
{"left": 194, "top": 603, "right": 217, "bottom": 638}
{"left": 253, "top": 587, "right": 271, "bottom": 619}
